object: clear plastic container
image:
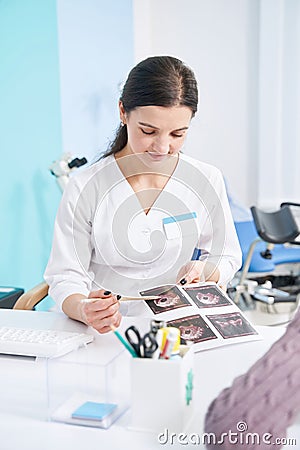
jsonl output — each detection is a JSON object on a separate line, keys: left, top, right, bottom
{"left": 46, "top": 344, "right": 130, "bottom": 429}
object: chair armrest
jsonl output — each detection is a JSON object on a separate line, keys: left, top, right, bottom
{"left": 13, "top": 282, "right": 49, "bottom": 310}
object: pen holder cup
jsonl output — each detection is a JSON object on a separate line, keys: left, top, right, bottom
{"left": 46, "top": 346, "right": 130, "bottom": 429}
{"left": 129, "top": 346, "right": 194, "bottom": 433}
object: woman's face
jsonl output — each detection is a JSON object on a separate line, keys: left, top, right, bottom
{"left": 119, "top": 103, "right": 192, "bottom": 164}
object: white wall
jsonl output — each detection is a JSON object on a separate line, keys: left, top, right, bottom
{"left": 257, "top": 0, "right": 300, "bottom": 209}
{"left": 133, "top": 0, "right": 259, "bottom": 207}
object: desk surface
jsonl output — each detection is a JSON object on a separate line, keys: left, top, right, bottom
{"left": 0, "top": 310, "right": 298, "bottom": 450}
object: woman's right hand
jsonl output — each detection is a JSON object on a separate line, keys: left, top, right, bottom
{"left": 81, "top": 290, "right": 122, "bottom": 334}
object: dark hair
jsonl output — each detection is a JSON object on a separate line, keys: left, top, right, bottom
{"left": 102, "top": 56, "right": 198, "bottom": 158}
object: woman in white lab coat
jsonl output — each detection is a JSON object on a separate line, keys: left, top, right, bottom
{"left": 44, "top": 56, "right": 242, "bottom": 333}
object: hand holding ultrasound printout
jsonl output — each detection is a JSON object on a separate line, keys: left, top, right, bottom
{"left": 139, "top": 282, "right": 260, "bottom": 352}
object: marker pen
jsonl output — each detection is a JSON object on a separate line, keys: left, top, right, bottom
{"left": 110, "top": 325, "right": 138, "bottom": 358}
{"left": 160, "top": 328, "right": 180, "bottom": 359}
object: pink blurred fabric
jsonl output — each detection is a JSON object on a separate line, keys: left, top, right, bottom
{"left": 204, "top": 308, "right": 300, "bottom": 449}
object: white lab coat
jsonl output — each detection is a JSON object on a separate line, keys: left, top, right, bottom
{"left": 44, "top": 153, "right": 242, "bottom": 315}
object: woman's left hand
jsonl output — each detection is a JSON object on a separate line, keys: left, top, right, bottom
{"left": 176, "top": 261, "right": 220, "bottom": 285}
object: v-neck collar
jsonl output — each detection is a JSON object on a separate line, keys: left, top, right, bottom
{"left": 112, "top": 153, "right": 180, "bottom": 217}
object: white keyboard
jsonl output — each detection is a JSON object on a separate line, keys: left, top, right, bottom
{"left": 0, "top": 326, "right": 94, "bottom": 358}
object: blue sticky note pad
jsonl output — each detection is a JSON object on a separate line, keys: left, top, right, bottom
{"left": 71, "top": 401, "right": 117, "bottom": 421}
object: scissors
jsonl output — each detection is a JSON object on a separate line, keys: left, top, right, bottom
{"left": 150, "top": 319, "right": 166, "bottom": 336}
{"left": 125, "top": 325, "right": 158, "bottom": 358}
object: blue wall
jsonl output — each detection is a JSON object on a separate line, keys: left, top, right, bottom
{"left": 0, "top": 0, "right": 62, "bottom": 310}
{"left": 0, "top": 0, "right": 134, "bottom": 310}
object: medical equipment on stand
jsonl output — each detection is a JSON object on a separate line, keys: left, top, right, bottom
{"left": 232, "top": 204, "right": 300, "bottom": 305}
{"left": 228, "top": 204, "right": 300, "bottom": 326}
{"left": 49, "top": 153, "right": 87, "bottom": 192}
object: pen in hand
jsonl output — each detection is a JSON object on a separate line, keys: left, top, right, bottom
{"left": 81, "top": 295, "right": 160, "bottom": 303}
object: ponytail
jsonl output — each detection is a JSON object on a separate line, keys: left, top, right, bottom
{"left": 101, "top": 124, "right": 128, "bottom": 158}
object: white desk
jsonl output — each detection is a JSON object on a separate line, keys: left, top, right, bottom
{"left": 0, "top": 310, "right": 298, "bottom": 450}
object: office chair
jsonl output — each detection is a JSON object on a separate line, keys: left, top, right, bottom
{"left": 13, "top": 282, "right": 49, "bottom": 310}
{"left": 0, "top": 287, "right": 24, "bottom": 309}
{"left": 232, "top": 204, "right": 300, "bottom": 308}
